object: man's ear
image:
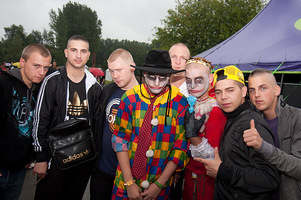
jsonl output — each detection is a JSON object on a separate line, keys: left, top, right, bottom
{"left": 209, "top": 74, "right": 214, "bottom": 85}
{"left": 275, "top": 85, "right": 281, "bottom": 97}
{"left": 130, "top": 62, "right": 136, "bottom": 72}
{"left": 20, "top": 57, "right": 25, "bottom": 68}
{"left": 64, "top": 49, "right": 68, "bottom": 58}
{"left": 242, "top": 86, "right": 247, "bottom": 98}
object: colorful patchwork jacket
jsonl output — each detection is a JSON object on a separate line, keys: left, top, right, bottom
{"left": 112, "top": 84, "right": 189, "bottom": 199}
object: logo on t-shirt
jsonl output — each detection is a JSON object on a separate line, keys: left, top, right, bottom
{"left": 10, "top": 87, "right": 35, "bottom": 138}
{"left": 106, "top": 98, "right": 121, "bottom": 132}
{"left": 67, "top": 91, "right": 88, "bottom": 117}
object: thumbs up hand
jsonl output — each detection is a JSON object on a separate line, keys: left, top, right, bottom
{"left": 250, "top": 119, "right": 256, "bottom": 129}
{"left": 243, "top": 119, "right": 263, "bottom": 150}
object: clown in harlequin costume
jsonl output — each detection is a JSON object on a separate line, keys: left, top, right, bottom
{"left": 182, "top": 58, "right": 227, "bottom": 200}
{"left": 111, "top": 50, "right": 190, "bottom": 200}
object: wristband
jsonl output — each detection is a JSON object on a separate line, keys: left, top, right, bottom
{"left": 124, "top": 180, "right": 134, "bottom": 187}
{"left": 154, "top": 180, "right": 164, "bottom": 190}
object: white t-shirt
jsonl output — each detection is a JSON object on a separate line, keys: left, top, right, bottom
{"left": 179, "top": 81, "right": 189, "bottom": 97}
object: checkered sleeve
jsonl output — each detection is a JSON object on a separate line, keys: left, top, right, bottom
{"left": 112, "top": 135, "right": 129, "bottom": 152}
{"left": 112, "top": 91, "right": 134, "bottom": 152}
{"left": 167, "top": 96, "right": 190, "bottom": 169}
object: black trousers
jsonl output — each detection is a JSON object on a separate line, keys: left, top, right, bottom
{"left": 170, "top": 170, "right": 185, "bottom": 200}
{"left": 90, "top": 168, "right": 115, "bottom": 200}
{"left": 34, "top": 160, "right": 92, "bottom": 200}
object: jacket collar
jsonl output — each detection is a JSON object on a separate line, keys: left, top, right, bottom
{"left": 60, "top": 66, "right": 100, "bottom": 91}
{"left": 7, "top": 68, "right": 38, "bottom": 91}
{"left": 275, "top": 95, "right": 287, "bottom": 117}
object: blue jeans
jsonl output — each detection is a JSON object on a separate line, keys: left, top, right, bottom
{"left": 0, "top": 168, "right": 27, "bottom": 200}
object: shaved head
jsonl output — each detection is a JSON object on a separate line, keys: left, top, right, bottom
{"left": 169, "top": 43, "right": 190, "bottom": 57}
{"left": 248, "top": 68, "right": 277, "bottom": 86}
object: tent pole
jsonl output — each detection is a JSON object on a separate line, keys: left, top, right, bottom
{"left": 272, "top": 61, "right": 284, "bottom": 74}
{"left": 280, "top": 73, "right": 284, "bottom": 95}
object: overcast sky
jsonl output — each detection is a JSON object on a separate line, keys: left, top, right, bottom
{"left": 0, "top": 0, "right": 177, "bottom": 43}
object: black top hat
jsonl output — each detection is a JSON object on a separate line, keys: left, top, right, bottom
{"left": 132, "top": 50, "right": 185, "bottom": 75}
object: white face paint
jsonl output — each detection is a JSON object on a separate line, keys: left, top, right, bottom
{"left": 185, "top": 64, "right": 210, "bottom": 99}
{"left": 144, "top": 73, "right": 170, "bottom": 95}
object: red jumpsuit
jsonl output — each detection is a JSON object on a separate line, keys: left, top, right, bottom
{"left": 183, "top": 98, "right": 227, "bottom": 200}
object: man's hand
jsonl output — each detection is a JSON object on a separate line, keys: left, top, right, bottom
{"left": 184, "top": 109, "right": 206, "bottom": 138}
{"left": 127, "top": 183, "right": 143, "bottom": 200}
{"left": 33, "top": 162, "right": 48, "bottom": 179}
{"left": 193, "top": 147, "right": 221, "bottom": 178}
{"left": 243, "top": 119, "right": 263, "bottom": 150}
{"left": 141, "top": 182, "right": 161, "bottom": 200}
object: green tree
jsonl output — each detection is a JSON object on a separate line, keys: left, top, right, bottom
{"left": 49, "top": 2, "right": 102, "bottom": 66}
{"left": 152, "top": 0, "right": 265, "bottom": 56}
{"left": 26, "top": 30, "right": 43, "bottom": 44}
{"left": 42, "top": 29, "right": 56, "bottom": 48}
{"left": 3, "top": 24, "right": 27, "bottom": 42}
{"left": 0, "top": 25, "right": 55, "bottom": 63}
{"left": 0, "top": 24, "right": 27, "bottom": 62}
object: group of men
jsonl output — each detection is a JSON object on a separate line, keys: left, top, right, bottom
{"left": 0, "top": 36, "right": 300, "bottom": 200}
